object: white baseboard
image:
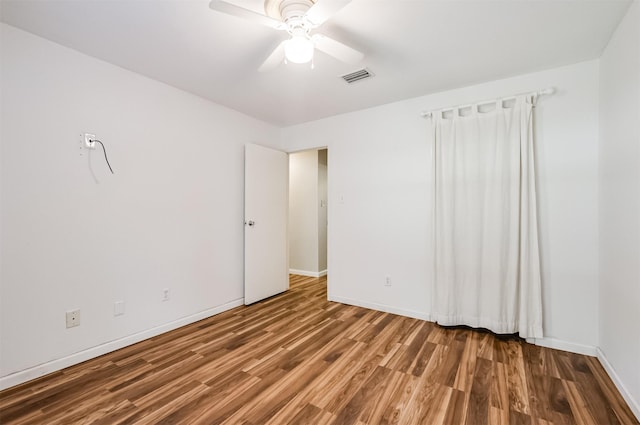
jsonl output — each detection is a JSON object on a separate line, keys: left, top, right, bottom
{"left": 596, "top": 347, "right": 640, "bottom": 421}
{"left": 328, "top": 295, "right": 430, "bottom": 321}
{"left": 525, "top": 337, "right": 597, "bottom": 356}
{"left": 289, "top": 269, "right": 327, "bottom": 278}
{"left": 0, "top": 298, "right": 244, "bottom": 391}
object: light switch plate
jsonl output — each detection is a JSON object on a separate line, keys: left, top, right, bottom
{"left": 114, "top": 301, "right": 125, "bottom": 316}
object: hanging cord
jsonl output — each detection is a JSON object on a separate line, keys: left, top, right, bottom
{"left": 92, "top": 139, "right": 114, "bottom": 174}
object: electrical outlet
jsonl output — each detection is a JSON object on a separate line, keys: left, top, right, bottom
{"left": 83, "top": 133, "right": 96, "bottom": 149}
{"left": 66, "top": 309, "right": 80, "bottom": 328}
{"left": 114, "top": 301, "right": 125, "bottom": 316}
{"left": 385, "top": 276, "right": 392, "bottom": 286}
{"left": 162, "top": 288, "right": 170, "bottom": 302}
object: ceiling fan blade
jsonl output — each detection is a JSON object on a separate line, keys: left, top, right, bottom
{"left": 258, "top": 41, "right": 287, "bottom": 72}
{"left": 312, "top": 34, "right": 363, "bottom": 64}
{"left": 305, "top": 0, "right": 352, "bottom": 26}
{"left": 209, "top": 0, "right": 285, "bottom": 30}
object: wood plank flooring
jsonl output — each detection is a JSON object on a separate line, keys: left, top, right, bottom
{"left": 1, "top": 275, "right": 637, "bottom": 424}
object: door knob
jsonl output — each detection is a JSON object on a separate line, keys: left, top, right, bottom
{"left": 245, "top": 220, "right": 255, "bottom": 227}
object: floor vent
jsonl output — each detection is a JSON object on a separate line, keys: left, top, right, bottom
{"left": 341, "top": 68, "right": 373, "bottom": 84}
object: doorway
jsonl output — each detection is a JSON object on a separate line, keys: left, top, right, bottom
{"left": 288, "top": 148, "right": 328, "bottom": 278}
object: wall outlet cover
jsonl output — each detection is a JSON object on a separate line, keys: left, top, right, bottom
{"left": 66, "top": 310, "right": 80, "bottom": 328}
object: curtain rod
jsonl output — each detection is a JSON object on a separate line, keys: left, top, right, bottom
{"left": 420, "top": 87, "right": 555, "bottom": 118}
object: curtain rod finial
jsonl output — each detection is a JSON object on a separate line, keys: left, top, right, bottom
{"left": 539, "top": 87, "right": 555, "bottom": 96}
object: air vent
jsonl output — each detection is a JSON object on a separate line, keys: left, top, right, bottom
{"left": 341, "top": 68, "right": 373, "bottom": 84}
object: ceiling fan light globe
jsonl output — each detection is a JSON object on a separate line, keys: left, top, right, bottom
{"left": 284, "top": 36, "right": 314, "bottom": 64}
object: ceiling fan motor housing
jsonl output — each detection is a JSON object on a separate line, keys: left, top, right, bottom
{"left": 265, "top": 0, "right": 316, "bottom": 24}
{"left": 208, "top": 0, "right": 363, "bottom": 70}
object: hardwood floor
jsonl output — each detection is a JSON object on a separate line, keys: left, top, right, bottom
{"left": 1, "top": 275, "right": 637, "bottom": 424}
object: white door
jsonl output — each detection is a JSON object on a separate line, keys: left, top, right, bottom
{"left": 244, "top": 143, "right": 289, "bottom": 304}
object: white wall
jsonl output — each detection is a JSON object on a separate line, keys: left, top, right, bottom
{"left": 598, "top": 0, "right": 640, "bottom": 417}
{"left": 289, "top": 150, "right": 319, "bottom": 274}
{"left": 288, "top": 149, "right": 328, "bottom": 276}
{"left": 283, "top": 60, "right": 601, "bottom": 354}
{"left": 318, "top": 149, "right": 328, "bottom": 272}
{"left": 0, "top": 23, "right": 281, "bottom": 387}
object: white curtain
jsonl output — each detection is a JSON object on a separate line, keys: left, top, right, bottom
{"left": 429, "top": 95, "right": 543, "bottom": 339}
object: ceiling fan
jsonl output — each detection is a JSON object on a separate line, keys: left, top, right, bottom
{"left": 209, "top": 0, "right": 364, "bottom": 71}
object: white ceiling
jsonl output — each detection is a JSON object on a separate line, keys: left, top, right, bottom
{"left": 0, "top": 0, "right": 631, "bottom": 126}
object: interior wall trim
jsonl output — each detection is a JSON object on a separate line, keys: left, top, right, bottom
{"left": 597, "top": 347, "right": 640, "bottom": 421}
{"left": 329, "top": 295, "right": 430, "bottom": 322}
{"left": 0, "top": 298, "right": 244, "bottom": 391}
{"left": 525, "top": 336, "right": 597, "bottom": 357}
{"left": 289, "top": 269, "right": 327, "bottom": 278}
